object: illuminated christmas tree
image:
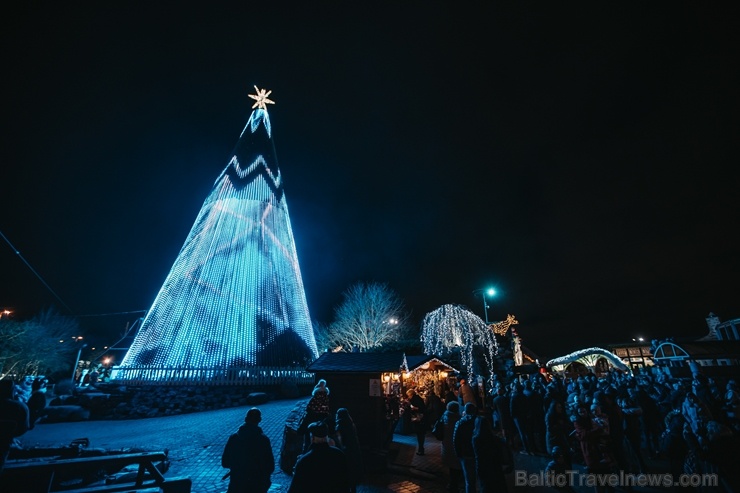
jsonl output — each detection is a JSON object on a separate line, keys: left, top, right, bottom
{"left": 115, "top": 87, "right": 319, "bottom": 379}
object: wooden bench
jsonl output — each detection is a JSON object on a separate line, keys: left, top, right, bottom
{"left": 1, "top": 451, "right": 191, "bottom": 492}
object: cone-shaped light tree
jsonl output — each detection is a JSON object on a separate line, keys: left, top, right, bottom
{"left": 115, "top": 87, "right": 319, "bottom": 380}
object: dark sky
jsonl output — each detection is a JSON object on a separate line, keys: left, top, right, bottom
{"left": 2, "top": 3, "right": 739, "bottom": 360}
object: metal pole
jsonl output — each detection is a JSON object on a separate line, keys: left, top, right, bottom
{"left": 72, "top": 344, "right": 88, "bottom": 383}
{"left": 482, "top": 294, "right": 489, "bottom": 324}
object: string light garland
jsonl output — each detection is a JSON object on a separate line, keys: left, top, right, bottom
{"left": 420, "top": 304, "right": 499, "bottom": 386}
{"left": 491, "top": 314, "right": 519, "bottom": 336}
{"left": 545, "top": 347, "right": 630, "bottom": 373}
{"left": 115, "top": 89, "right": 318, "bottom": 379}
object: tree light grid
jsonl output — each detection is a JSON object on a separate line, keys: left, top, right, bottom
{"left": 117, "top": 103, "right": 318, "bottom": 376}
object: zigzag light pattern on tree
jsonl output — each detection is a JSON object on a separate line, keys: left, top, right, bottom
{"left": 115, "top": 104, "right": 318, "bottom": 377}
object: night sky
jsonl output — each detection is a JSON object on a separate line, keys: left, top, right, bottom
{"left": 2, "top": 3, "right": 739, "bottom": 360}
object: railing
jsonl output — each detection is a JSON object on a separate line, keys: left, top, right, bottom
{"left": 109, "top": 366, "right": 314, "bottom": 386}
{"left": 111, "top": 366, "right": 314, "bottom": 386}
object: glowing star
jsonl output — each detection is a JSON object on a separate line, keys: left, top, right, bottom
{"left": 248, "top": 86, "right": 275, "bottom": 110}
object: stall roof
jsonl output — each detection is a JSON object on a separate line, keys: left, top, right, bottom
{"left": 406, "top": 355, "right": 459, "bottom": 373}
{"left": 306, "top": 352, "right": 458, "bottom": 374}
{"left": 306, "top": 351, "right": 408, "bottom": 373}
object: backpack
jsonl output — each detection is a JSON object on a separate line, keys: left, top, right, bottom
{"left": 432, "top": 418, "right": 445, "bottom": 440}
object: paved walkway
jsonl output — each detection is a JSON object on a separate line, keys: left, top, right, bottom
{"left": 10, "top": 399, "right": 670, "bottom": 493}
{"left": 14, "top": 398, "right": 446, "bottom": 493}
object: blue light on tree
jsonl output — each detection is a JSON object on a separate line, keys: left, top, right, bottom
{"left": 116, "top": 88, "right": 318, "bottom": 379}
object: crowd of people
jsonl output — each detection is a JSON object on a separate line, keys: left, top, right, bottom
{"left": 0, "top": 377, "right": 49, "bottom": 474}
{"left": 221, "top": 379, "right": 362, "bottom": 493}
{"left": 414, "top": 367, "right": 740, "bottom": 493}
{"left": 5, "top": 365, "right": 739, "bottom": 492}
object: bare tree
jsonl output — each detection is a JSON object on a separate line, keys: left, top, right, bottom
{"left": 0, "top": 307, "right": 79, "bottom": 379}
{"left": 323, "top": 282, "right": 412, "bottom": 352}
{"left": 312, "top": 321, "right": 334, "bottom": 354}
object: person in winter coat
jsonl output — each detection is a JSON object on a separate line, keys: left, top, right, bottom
{"left": 471, "top": 416, "right": 508, "bottom": 493}
{"left": 335, "top": 408, "right": 362, "bottom": 493}
{"left": 618, "top": 396, "right": 648, "bottom": 474}
{"left": 26, "top": 378, "right": 48, "bottom": 429}
{"left": 545, "top": 401, "right": 572, "bottom": 469}
{"left": 440, "top": 401, "right": 462, "bottom": 493}
{"left": 661, "top": 410, "right": 688, "bottom": 492}
{"left": 406, "top": 388, "right": 428, "bottom": 455}
{"left": 682, "top": 391, "right": 712, "bottom": 439}
{"left": 454, "top": 402, "right": 478, "bottom": 493}
{"left": 300, "top": 379, "right": 331, "bottom": 452}
{"left": 493, "top": 385, "right": 517, "bottom": 450}
{"left": 221, "top": 408, "right": 275, "bottom": 493}
{"left": 572, "top": 404, "right": 614, "bottom": 493}
{"left": 510, "top": 383, "right": 533, "bottom": 454}
{"left": 0, "top": 379, "right": 29, "bottom": 474}
{"left": 425, "top": 390, "right": 445, "bottom": 426}
{"left": 289, "top": 421, "right": 349, "bottom": 493}
{"left": 524, "top": 380, "right": 546, "bottom": 454}
{"left": 458, "top": 378, "right": 477, "bottom": 407}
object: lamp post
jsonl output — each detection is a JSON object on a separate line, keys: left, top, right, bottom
{"left": 72, "top": 338, "right": 88, "bottom": 383}
{"left": 472, "top": 288, "right": 496, "bottom": 324}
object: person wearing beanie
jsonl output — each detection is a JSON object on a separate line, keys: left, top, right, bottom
{"left": 288, "top": 421, "right": 349, "bottom": 493}
{"left": 221, "top": 407, "right": 274, "bottom": 493}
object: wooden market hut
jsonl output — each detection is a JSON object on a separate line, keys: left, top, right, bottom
{"left": 305, "top": 351, "right": 456, "bottom": 469}
{"left": 404, "top": 354, "right": 459, "bottom": 396}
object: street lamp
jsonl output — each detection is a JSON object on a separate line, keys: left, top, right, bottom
{"left": 472, "top": 288, "right": 496, "bottom": 324}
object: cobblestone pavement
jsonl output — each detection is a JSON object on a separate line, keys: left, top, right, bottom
{"left": 14, "top": 398, "right": 451, "bottom": 493}
{"left": 12, "top": 400, "right": 670, "bottom": 493}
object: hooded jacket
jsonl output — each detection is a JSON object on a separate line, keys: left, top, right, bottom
{"left": 222, "top": 422, "right": 274, "bottom": 493}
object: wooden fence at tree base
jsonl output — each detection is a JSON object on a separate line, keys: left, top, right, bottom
{"left": 110, "top": 366, "right": 315, "bottom": 386}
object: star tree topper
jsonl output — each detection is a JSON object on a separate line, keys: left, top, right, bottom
{"left": 248, "top": 86, "right": 275, "bottom": 110}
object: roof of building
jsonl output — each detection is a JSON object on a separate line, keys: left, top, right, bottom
{"left": 405, "top": 355, "right": 459, "bottom": 372}
{"left": 653, "top": 340, "right": 740, "bottom": 360}
{"left": 306, "top": 352, "right": 457, "bottom": 373}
